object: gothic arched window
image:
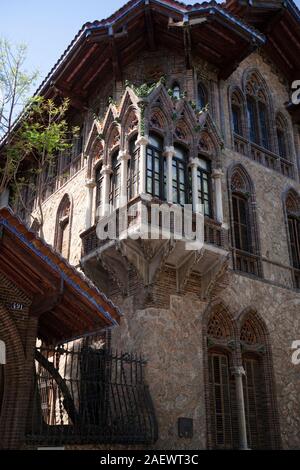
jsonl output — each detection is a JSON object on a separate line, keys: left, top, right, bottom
{"left": 229, "top": 165, "right": 262, "bottom": 276}
{"left": 146, "top": 133, "right": 166, "bottom": 200}
{"left": 109, "top": 152, "right": 121, "bottom": 210}
{"left": 197, "top": 82, "right": 207, "bottom": 110}
{"left": 285, "top": 190, "right": 300, "bottom": 288}
{"left": 172, "top": 144, "right": 188, "bottom": 205}
{"left": 246, "top": 73, "right": 270, "bottom": 150}
{"left": 276, "top": 115, "right": 287, "bottom": 160}
{"left": 231, "top": 91, "right": 243, "bottom": 136}
{"left": 197, "top": 157, "right": 212, "bottom": 217}
{"left": 127, "top": 136, "right": 140, "bottom": 201}
{"left": 240, "top": 312, "right": 275, "bottom": 450}
{"left": 55, "top": 194, "right": 71, "bottom": 259}
{"left": 205, "top": 306, "right": 280, "bottom": 450}
{"left": 207, "top": 307, "right": 236, "bottom": 449}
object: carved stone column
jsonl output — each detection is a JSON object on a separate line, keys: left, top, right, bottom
{"left": 85, "top": 178, "right": 96, "bottom": 230}
{"left": 231, "top": 366, "right": 249, "bottom": 450}
{"left": 164, "top": 146, "right": 175, "bottom": 203}
{"left": 212, "top": 168, "right": 224, "bottom": 224}
{"left": 190, "top": 158, "right": 201, "bottom": 213}
{"left": 118, "top": 150, "right": 130, "bottom": 208}
{"left": 136, "top": 135, "right": 149, "bottom": 195}
{"left": 101, "top": 165, "right": 112, "bottom": 216}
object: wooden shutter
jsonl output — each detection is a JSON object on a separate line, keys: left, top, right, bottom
{"left": 243, "top": 356, "right": 270, "bottom": 449}
{"left": 209, "top": 352, "right": 234, "bottom": 449}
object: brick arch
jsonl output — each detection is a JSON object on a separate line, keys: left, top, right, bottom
{"left": 0, "top": 302, "right": 26, "bottom": 449}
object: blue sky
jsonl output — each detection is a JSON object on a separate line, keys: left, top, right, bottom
{"left": 1, "top": 0, "right": 300, "bottom": 89}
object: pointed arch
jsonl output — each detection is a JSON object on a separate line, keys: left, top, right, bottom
{"left": 54, "top": 194, "right": 72, "bottom": 260}
{"left": 229, "top": 85, "right": 247, "bottom": 139}
{"left": 206, "top": 302, "right": 235, "bottom": 341}
{"left": 227, "top": 164, "right": 262, "bottom": 277}
{"left": 203, "top": 301, "right": 238, "bottom": 450}
{"left": 237, "top": 308, "right": 281, "bottom": 450}
{"left": 243, "top": 68, "right": 274, "bottom": 151}
{"left": 105, "top": 124, "right": 120, "bottom": 164}
{"left": 283, "top": 188, "right": 300, "bottom": 288}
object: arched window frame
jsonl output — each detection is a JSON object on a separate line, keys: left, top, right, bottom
{"left": 109, "top": 150, "right": 121, "bottom": 210}
{"left": 127, "top": 134, "right": 140, "bottom": 201}
{"left": 230, "top": 88, "right": 246, "bottom": 138}
{"left": 228, "top": 165, "right": 262, "bottom": 277}
{"left": 276, "top": 113, "right": 295, "bottom": 178}
{"left": 195, "top": 155, "right": 213, "bottom": 218}
{"left": 172, "top": 143, "right": 189, "bottom": 206}
{"left": 197, "top": 81, "right": 208, "bottom": 110}
{"left": 245, "top": 72, "right": 272, "bottom": 151}
{"left": 54, "top": 194, "right": 72, "bottom": 260}
{"left": 146, "top": 132, "right": 166, "bottom": 201}
{"left": 283, "top": 189, "right": 300, "bottom": 289}
{"left": 204, "top": 304, "right": 281, "bottom": 450}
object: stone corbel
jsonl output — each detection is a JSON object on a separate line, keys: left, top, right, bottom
{"left": 118, "top": 239, "right": 174, "bottom": 287}
{"left": 200, "top": 254, "right": 229, "bottom": 300}
{"left": 176, "top": 249, "right": 204, "bottom": 293}
{"left": 97, "top": 250, "right": 129, "bottom": 296}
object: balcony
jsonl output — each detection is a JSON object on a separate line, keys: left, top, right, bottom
{"left": 233, "top": 134, "right": 295, "bottom": 179}
{"left": 80, "top": 196, "right": 229, "bottom": 299}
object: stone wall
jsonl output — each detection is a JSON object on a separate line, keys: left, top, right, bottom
{"left": 29, "top": 46, "right": 300, "bottom": 450}
{"left": 109, "top": 268, "right": 300, "bottom": 450}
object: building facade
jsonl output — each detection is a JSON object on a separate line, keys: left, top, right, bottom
{"left": 10, "top": 0, "right": 300, "bottom": 450}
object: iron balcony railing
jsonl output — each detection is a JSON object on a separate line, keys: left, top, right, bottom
{"left": 26, "top": 339, "right": 158, "bottom": 446}
{"left": 81, "top": 196, "right": 228, "bottom": 258}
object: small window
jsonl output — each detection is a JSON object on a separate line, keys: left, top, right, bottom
{"left": 198, "top": 83, "right": 207, "bottom": 110}
{"left": 172, "top": 145, "right": 188, "bottom": 205}
{"left": 196, "top": 158, "right": 212, "bottom": 217}
{"left": 109, "top": 152, "right": 121, "bottom": 209}
{"left": 128, "top": 137, "right": 140, "bottom": 200}
{"left": 232, "top": 194, "right": 251, "bottom": 252}
{"left": 172, "top": 82, "right": 181, "bottom": 100}
{"left": 146, "top": 133, "right": 166, "bottom": 200}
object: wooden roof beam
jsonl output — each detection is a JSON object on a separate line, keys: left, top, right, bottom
{"left": 109, "top": 25, "right": 123, "bottom": 82}
{"left": 145, "top": 0, "right": 156, "bottom": 51}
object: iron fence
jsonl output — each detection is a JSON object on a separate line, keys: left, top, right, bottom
{"left": 26, "top": 337, "right": 157, "bottom": 446}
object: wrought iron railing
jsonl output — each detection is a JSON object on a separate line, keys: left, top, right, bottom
{"left": 81, "top": 196, "right": 227, "bottom": 258}
{"left": 26, "top": 339, "right": 158, "bottom": 446}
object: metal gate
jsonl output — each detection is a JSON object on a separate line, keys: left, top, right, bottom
{"left": 26, "top": 337, "right": 157, "bottom": 446}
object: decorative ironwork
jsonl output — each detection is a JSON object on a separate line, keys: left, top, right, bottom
{"left": 27, "top": 338, "right": 157, "bottom": 446}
